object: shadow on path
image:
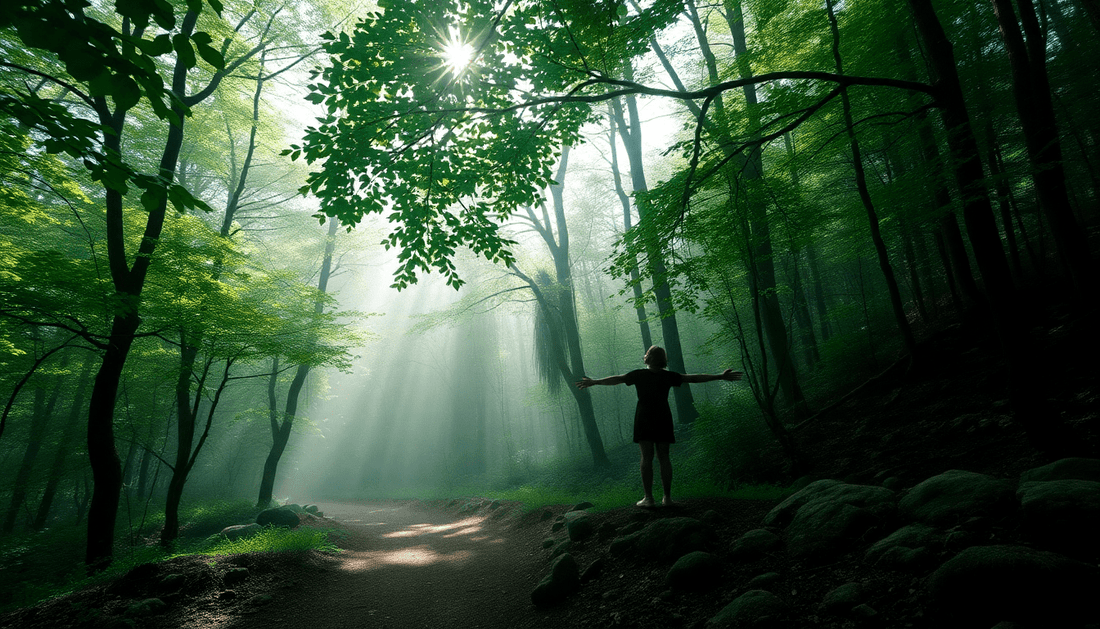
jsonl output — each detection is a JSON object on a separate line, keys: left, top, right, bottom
{"left": 223, "top": 501, "right": 545, "bottom": 629}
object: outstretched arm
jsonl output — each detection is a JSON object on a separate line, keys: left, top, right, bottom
{"left": 681, "top": 369, "right": 743, "bottom": 384}
{"left": 576, "top": 375, "right": 627, "bottom": 389}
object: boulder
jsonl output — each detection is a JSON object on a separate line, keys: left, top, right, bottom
{"left": 729, "top": 529, "right": 781, "bottom": 561}
{"left": 1019, "top": 457, "right": 1100, "bottom": 483}
{"left": 864, "top": 523, "right": 942, "bottom": 568}
{"left": 597, "top": 521, "right": 619, "bottom": 542}
{"left": 570, "top": 501, "right": 594, "bottom": 511}
{"left": 665, "top": 551, "right": 722, "bottom": 592}
{"left": 157, "top": 573, "right": 186, "bottom": 593}
{"left": 563, "top": 510, "right": 593, "bottom": 542}
{"left": 820, "top": 582, "right": 868, "bottom": 615}
{"left": 899, "top": 470, "right": 1015, "bottom": 526}
{"left": 222, "top": 567, "right": 249, "bottom": 586}
{"left": 220, "top": 523, "right": 263, "bottom": 541}
{"left": 927, "top": 545, "right": 1100, "bottom": 626}
{"left": 531, "top": 553, "right": 581, "bottom": 607}
{"left": 786, "top": 499, "right": 879, "bottom": 560}
{"left": 549, "top": 540, "right": 572, "bottom": 560}
{"left": 763, "top": 480, "right": 894, "bottom": 528}
{"left": 707, "top": 589, "right": 785, "bottom": 627}
{"left": 125, "top": 598, "right": 167, "bottom": 617}
{"left": 701, "top": 510, "right": 721, "bottom": 527}
{"left": 609, "top": 517, "right": 714, "bottom": 562}
{"left": 746, "top": 572, "right": 781, "bottom": 590}
{"left": 256, "top": 507, "right": 300, "bottom": 528}
{"left": 580, "top": 556, "right": 605, "bottom": 583}
{"left": 1018, "top": 479, "right": 1100, "bottom": 560}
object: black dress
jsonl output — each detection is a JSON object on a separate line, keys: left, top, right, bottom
{"left": 623, "top": 368, "right": 683, "bottom": 443}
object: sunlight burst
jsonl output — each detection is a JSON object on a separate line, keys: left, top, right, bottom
{"left": 441, "top": 27, "right": 475, "bottom": 76}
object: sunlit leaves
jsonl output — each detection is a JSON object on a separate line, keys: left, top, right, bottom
{"left": 295, "top": 0, "right": 678, "bottom": 289}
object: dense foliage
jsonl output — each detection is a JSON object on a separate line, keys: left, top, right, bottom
{"left": 1, "top": 0, "right": 1096, "bottom": 603}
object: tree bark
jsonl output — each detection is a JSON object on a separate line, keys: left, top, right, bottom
{"left": 720, "top": 0, "right": 807, "bottom": 411}
{"left": 607, "top": 109, "right": 653, "bottom": 350}
{"left": 4, "top": 352, "right": 68, "bottom": 533}
{"left": 826, "top": 0, "right": 917, "bottom": 357}
{"left": 991, "top": 0, "right": 1094, "bottom": 297}
{"left": 257, "top": 218, "right": 340, "bottom": 508}
{"left": 613, "top": 63, "right": 699, "bottom": 423}
{"left": 35, "top": 357, "right": 95, "bottom": 530}
{"left": 907, "top": 0, "right": 1075, "bottom": 455}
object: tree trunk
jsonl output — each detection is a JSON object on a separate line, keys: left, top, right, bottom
{"left": 161, "top": 339, "right": 201, "bottom": 546}
{"left": 826, "top": 0, "right": 917, "bottom": 357}
{"left": 907, "top": 0, "right": 1075, "bottom": 455}
{"left": 607, "top": 109, "right": 653, "bottom": 350}
{"left": 35, "top": 357, "right": 94, "bottom": 530}
{"left": 4, "top": 352, "right": 69, "bottom": 532}
{"left": 614, "top": 68, "right": 699, "bottom": 423}
{"left": 85, "top": 314, "right": 136, "bottom": 570}
{"left": 257, "top": 218, "right": 341, "bottom": 507}
{"left": 725, "top": 0, "right": 807, "bottom": 411}
{"left": 85, "top": 9, "right": 199, "bottom": 571}
{"left": 991, "top": 0, "right": 1094, "bottom": 297}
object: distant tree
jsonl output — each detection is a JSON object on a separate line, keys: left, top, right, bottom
{"left": 0, "top": 0, "right": 275, "bottom": 570}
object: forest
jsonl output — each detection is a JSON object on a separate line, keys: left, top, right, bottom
{"left": 1, "top": 0, "right": 1097, "bottom": 625}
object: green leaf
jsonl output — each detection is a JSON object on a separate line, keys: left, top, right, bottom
{"left": 110, "top": 74, "right": 141, "bottom": 111}
{"left": 173, "top": 34, "right": 196, "bottom": 69}
{"left": 192, "top": 33, "right": 225, "bottom": 69}
{"left": 207, "top": 0, "right": 224, "bottom": 16}
{"left": 140, "top": 186, "right": 166, "bottom": 212}
{"left": 142, "top": 34, "right": 174, "bottom": 57}
{"left": 150, "top": 0, "right": 176, "bottom": 29}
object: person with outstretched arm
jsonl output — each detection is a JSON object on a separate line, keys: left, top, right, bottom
{"left": 576, "top": 346, "right": 743, "bottom": 507}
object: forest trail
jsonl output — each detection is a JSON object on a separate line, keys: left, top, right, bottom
{"left": 221, "top": 501, "right": 547, "bottom": 629}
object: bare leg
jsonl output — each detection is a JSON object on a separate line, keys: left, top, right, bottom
{"left": 637, "top": 441, "right": 655, "bottom": 506}
{"left": 656, "top": 442, "right": 673, "bottom": 505}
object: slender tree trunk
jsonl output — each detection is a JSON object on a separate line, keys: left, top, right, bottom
{"left": 607, "top": 109, "right": 653, "bottom": 350}
{"left": 613, "top": 70, "right": 699, "bottom": 423}
{"left": 34, "top": 357, "right": 95, "bottom": 530}
{"left": 985, "top": 121, "right": 1024, "bottom": 277}
{"left": 827, "top": 0, "right": 916, "bottom": 357}
{"left": 85, "top": 9, "right": 200, "bottom": 571}
{"left": 805, "top": 245, "right": 832, "bottom": 344}
{"left": 257, "top": 218, "right": 341, "bottom": 507}
{"left": 161, "top": 339, "right": 200, "bottom": 546}
{"left": 4, "top": 350, "right": 71, "bottom": 532}
{"left": 721, "top": 0, "right": 807, "bottom": 411}
{"left": 908, "top": 0, "right": 1075, "bottom": 455}
{"left": 933, "top": 229, "right": 964, "bottom": 313}
{"left": 991, "top": 0, "right": 1094, "bottom": 297}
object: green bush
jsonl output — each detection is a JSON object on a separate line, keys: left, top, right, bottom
{"left": 684, "top": 390, "right": 783, "bottom": 487}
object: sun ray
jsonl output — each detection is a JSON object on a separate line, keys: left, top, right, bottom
{"left": 441, "top": 26, "right": 475, "bottom": 76}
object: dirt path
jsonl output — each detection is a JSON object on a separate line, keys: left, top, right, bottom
{"left": 222, "top": 501, "right": 547, "bottom": 629}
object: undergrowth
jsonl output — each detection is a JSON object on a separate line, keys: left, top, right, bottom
{"left": 0, "top": 498, "right": 337, "bottom": 614}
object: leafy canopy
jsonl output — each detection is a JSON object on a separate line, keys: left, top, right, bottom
{"left": 293, "top": 0, "right": 681, "bottom": 289}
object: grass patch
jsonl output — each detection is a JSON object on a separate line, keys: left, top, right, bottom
{"left": 0, "top": 499, "right": 338, "bottom": 614}
{"left": 188, "top": 525, "right": 340, "bottom": 557}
